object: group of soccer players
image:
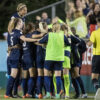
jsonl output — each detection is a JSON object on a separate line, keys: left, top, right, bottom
{"left": 4, "top": 3, "right": 88, "bottom": 99}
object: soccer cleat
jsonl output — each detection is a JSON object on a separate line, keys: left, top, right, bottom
{"left": 26, "top": 93, "right": 32, "bottom": 98}
{"left": 38, "top": 94, "right": 43, "bottom": 99}
{"left": 81, "top": 93, "right": 88, "bottom": 98}
{"left": 95, "top": 88, "right": 100, "bottom": 100}
{"left": 55, "top": 94, "right": 60, "bottom": 99}
{"left": 72, "top": 94, "right": 80, "bottom": 99}
{"left": 65, "top": 95, "right": 69, "bottom": 99}
{"left": 4, "top": 95, "right": 11, "bottom": 98}
{"left": 43, "top": 92, "right": 51, "bottom": 99}
{"left": 22, "top": 95, "right": 27, "bottom": 98}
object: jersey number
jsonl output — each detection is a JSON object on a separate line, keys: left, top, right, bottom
{"left": 23, "top": 42, "right": 26, "bottom": 47}
{"left": 10, "top": 36, "right": 13, "bottom": 46}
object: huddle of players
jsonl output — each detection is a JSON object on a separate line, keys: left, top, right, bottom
{"left": 4, "top": 3, "right": 87, "bottom": 99}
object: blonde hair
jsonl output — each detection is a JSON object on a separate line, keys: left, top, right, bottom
{"left": 74, "top": 10, "right": 83, "bottom": 18}
{"left": 52, "top": 23, "right": 61, "bottom": 32}
{"left": 17, "top": 3, "right": 26, "bottom": 12}
{"left": 8, "top": 18, "right": 21, "bottom": 33}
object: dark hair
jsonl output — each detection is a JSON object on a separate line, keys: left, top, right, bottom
{"left": 93, "top": 3, "right": 100, "bottom": 11}
{"left": 23, "top": 22, "right": 35, "bottom": 34}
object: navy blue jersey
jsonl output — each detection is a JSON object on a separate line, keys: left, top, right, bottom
{"left": 33, "top": 31, "right": 46, "bottom": 68}
{"left": 9, "top": 29, "right": 22, "bottom": 46}
{"left": 22, "top": 33, "right": 33, "bottom": 54}
{"left": 11, "top": 13, "right": 25, "bottom": 29}
{"left": 7, "top": 33, "right": 11, "bottom": 46}
{"left": 39, "top": 34, "right": 70, "bottom": 46}
{"left": 11, "top": 12, "right": 25, "bottom": 23}
{"left": 33, "top": 31, "right": 46, "bottom": 54}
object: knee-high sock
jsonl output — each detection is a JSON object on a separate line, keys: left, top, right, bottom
{"left": 76, "top": 76, "right": 85, "bottom": 94}
{"left": 44, "top": 76, "right": 50, "bottom": 93}
{"left": 6, "top": 76, "right": 15, "bottom": 96}
{"left": 72, "top": 78, "right": 80, "bottom": 95}
{"left": 27, "top": 77, "right": 34, "bottom": 95}
{"left": 92, "top": 79, "right": 100, "bottom": 90}
{"left": 13, "top": 77, "right": 20, "bottom": 95}
{"left": 56, "top": 76, "right": 62, "bottom": 94}
{"left": 63, "top": 74, "right": 70, "bottom": 96}
{"left": 53, "top": 75, "right": 57, "bottom": 94}
{"left": 37, "top": 76, "right": 43, "bottom": 94}
{"left": 22, "top": 78, "right": 27, "bottom": 96}
{"left": 50, "top": 76, "right": 54, "bottom": 94}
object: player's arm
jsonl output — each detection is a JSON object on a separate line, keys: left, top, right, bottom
{"left": 87, "top": 31, "right": 95, "bottom": 46}
{"left": 8, "top": 18, "right": 15, "bottom": 33}
{"left": 20, "top": 35, "right": 39, "bottom": 42}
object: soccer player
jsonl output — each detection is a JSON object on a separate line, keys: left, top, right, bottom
{"left": 70, "top": 28, "right": 87, "bottom": 98}
{"left": 8, "top": 3, "right": 27, "bottom": 33}
{"left": 7, "top": 3, "right": 27, "bottom": 97}
{"left": 33, "top": 22, "right": 48, "bottom": 99}
{"left": 61, "top": 24, "right": 71, "bottom": 99}
{"left": 87, "top": 18, "right": 100, "bottom": 99}
{"left": 4, "top": 18, "right": 38, "bottom": 98}
{"left": 38, "top": 23, "right": 70, "bottom": 99}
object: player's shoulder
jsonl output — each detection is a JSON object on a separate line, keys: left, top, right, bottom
{"left": 11, "top": 12, "right": 19, "bottom": 19}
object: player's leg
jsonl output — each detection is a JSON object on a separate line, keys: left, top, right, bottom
{"left": 70, "top": 68, "right": 80, "bottom": 99}
{"left": 91, "top": 55, "right": 100, "bottom": 99}
{"left": 26, "top": 67, "right": 35, "bottom": 97}
{"left": 22, "top": 69, "right": 28, "bottom": 98}
{"left": 54, "top": 61, "right": 62, "bottom": 99}
{"left": 36, "top": 68, "right": 44, "bottom": 99}
{"left": 63, "top": 68, "right": 70, "bottom": 98}
{"left": 74, "top": 67, "right": 86, "bottom": 96}
{"left": 43, "top": 61, "right": 52, "bottom": 99}
{"left": 5, "top": 68, "right": 18, "bottom": 98}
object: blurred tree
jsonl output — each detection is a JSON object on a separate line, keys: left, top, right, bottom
{"left": 0, "top": 0, "right": 61, "bottom": 39}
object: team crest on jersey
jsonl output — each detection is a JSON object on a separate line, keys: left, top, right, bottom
{"left": 20, "top": 32, "right": 23, "bottom": 34}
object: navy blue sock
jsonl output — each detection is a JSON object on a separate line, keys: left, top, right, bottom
{"left": 6, "top": 76, "right": 15, "bottom": 96}
{"left": 28, "top": 77, "right": 34, "bottom": 95}
{"left": 50, "top": 76, "right": 54, "bottom": 94}
{"left": 37, "top": 76, "right": 43, "bottom": 94}
{"left": 56, "top": 76, "right": 62, "bottom": 94}
{"left": 72, "top": 78, "right": 80, "bottom": 95}
{"left": 44, "top": 76, "right": 50, "bottom": 93}
{"left": 13, "top": 77, "right": 20, "bottom": 95}
{"left": 92, "top": 79, "right": 100, "bottom": 90}
{"left": 76, "top": 76, "right": 85, "bottom": 94}
{"left": 61, "top": 78, "right": 64, "bottom": 92}
{"left": 22, "top": 78, "right": 27, "bottom": 95}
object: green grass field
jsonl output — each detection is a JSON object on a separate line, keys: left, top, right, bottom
{"left": 0, "top": 89, "right": 95, "bottom": 100}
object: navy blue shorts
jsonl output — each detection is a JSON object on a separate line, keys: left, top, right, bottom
{"left": 92, "top": 55, "right": 100, "bottom": 74}
{"left": 22, "top": 53, "right": 33, "bottom": 70}
{"left": 36, "top": 55, "right": 45, "bottom": 69}
{"left": 7, "top": 56, "right": 11, "bottom": 75}
{"left": 44, "top": 61, "right": 63, "bottom": 71}
{"left": 9, "top": 49, "right": 21, "bottom": 68}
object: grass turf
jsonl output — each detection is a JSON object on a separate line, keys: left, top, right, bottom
{"left": 0, "top": 89, "right": 95, "bottom": 100}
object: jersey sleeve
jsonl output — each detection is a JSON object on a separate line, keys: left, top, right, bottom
{"left": 90, "top": 31, "right": 95, "bottom": 43}
{"left": 39, "top": 34, "right": 48, "bottom": 43}
{"left": 17, "top": 31, "right": 23, "bottom": 39}
{"left": 64, "top": 35, "right": 70, "bottom": 46}
{"left": 70, "top": 35, "right": 81, "bottom": 44}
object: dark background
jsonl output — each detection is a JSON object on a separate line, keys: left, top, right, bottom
{"left": 0, "top": 0, "right": 65, "bottom": 39}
